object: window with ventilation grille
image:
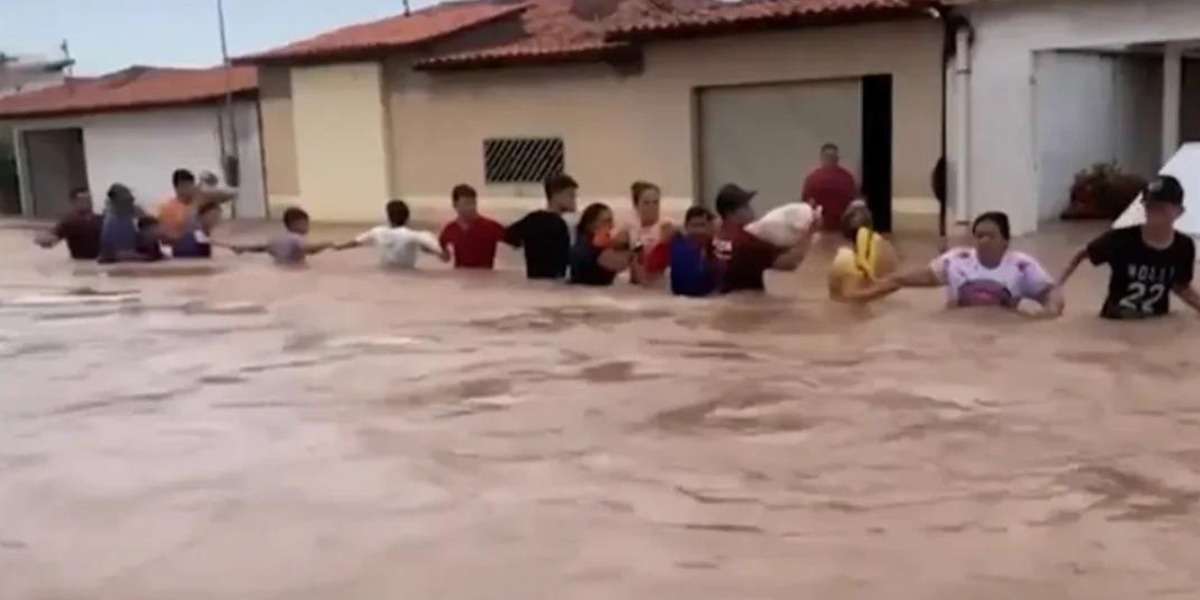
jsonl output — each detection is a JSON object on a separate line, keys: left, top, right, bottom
{"left": 483, "top": 137, "right": 565, "bottom": 184}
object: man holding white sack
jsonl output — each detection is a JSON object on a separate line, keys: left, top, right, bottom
{"left": 713, "top": 184, "right": 817, "bottom": 294}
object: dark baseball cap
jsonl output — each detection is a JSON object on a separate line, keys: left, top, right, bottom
{"left": 715, "top": 183, "right": 756, "bottom": 217}
{"left": 1144, "top": 175, "right": 1184, "bottom": 206}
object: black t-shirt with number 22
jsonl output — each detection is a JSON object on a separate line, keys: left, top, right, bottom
{"left": 1087, "top": 226, "right": 1195, "bottom": 319}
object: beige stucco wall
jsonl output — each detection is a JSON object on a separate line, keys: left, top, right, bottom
{"left": 258, "top": 67, "right": 299, "bottom": 214}
{"left": 291, "top": 62, "right": 391, "bottom": 222}
{"left": 383, "top": 19, "right": 942, "bottom": 226}
{"left": 387, "top": 62, "right": 660, "bottom": 225}
{"left": 648, "top": 20, "right": 943, "bottom": 205}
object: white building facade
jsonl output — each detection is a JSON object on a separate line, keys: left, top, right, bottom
{"left": 947, "top": 0, "right": 1200, "bottom": 235}
{"left": 9, "top": 102, "right": 265, "bottom": 219}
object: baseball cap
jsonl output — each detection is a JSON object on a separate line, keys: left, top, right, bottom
{"left": 715, "top": 183, "right": 756, "bottom": 217}
{"left": 1144, "top": 175, "right": 1184, "bottom": 206}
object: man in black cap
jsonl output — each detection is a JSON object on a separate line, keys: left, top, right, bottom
{"left": 713, "top": 183, "right": 814, "bottom": 293}
{"left": 1058, "top": 174, "right": 1200, "bottom": 319}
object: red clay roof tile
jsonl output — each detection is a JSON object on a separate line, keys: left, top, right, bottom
{"left": 0, "top": 66, "right": 256, "bottom": 120}
{"left": 607, "top": 0, "right": 934, "bottom": 40}
{"left": 415, "top": 39, "right": 632, "bottom": 70}
{"left": 417, "top": 0, "right": 708, "bottom": 69}
{"left": 233, "top": 2, "right": 532, "bottom": 64}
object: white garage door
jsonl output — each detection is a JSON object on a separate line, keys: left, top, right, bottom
{"left": 699, "top": 79, "right": 862, "bottom": 212}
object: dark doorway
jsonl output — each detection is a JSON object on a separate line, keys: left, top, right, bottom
{"left": 861, "top": 74, "right": 894, "bottom": 233}
{"left": 0, "top": 129, "right": 19, "bottom": 215}
{"left": 21, "top": 128, "right": 88, "bottom": 218}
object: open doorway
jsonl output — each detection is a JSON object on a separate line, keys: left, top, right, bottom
{"left": 22, "top": 128, "right": 88, "bottom": 218}
{"left": 1032, "top": 47, "right": 1173, "bottom": 223}
{"left": 697, "top": 78, "right": 863, "bottom": 213}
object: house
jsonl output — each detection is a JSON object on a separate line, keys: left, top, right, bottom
{"left": 944, "top": 0, "right": 1200, "bottom": 235}
{"left": 1, "top": 53, "right": 75, "bottom": 214}
{"left": 236, "top": 0, "right": 946, "bottom": 232}
{"left": 0, "top": 65, "right": 267, "bottom": 220}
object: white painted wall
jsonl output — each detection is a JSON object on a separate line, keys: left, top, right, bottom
{"left": 13, "top": 101, "right": 266, "bottom": 217}
{"left": 953, "top": 0, "right": 1200, "bottom": 235}
{"left": 1033, "top": 51, "right": 1117, "bottom": 222}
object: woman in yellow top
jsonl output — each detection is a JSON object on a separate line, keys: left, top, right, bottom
{"left": 828, "top": 201, "right": 898, "bottom": 302}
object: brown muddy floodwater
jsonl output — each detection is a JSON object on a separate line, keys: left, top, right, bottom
{"left": 1, "top": 219, "right": 1199, "bottom": 600}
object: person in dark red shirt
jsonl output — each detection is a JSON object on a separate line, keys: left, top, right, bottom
{"left": 802, "top": 143, "right": 859, "bottom": 231}
{"left": 439, "top": 184, "right": 506, "bottom": 269}
{"left": 713, "top": 183, "right": 815, "bottom": 293}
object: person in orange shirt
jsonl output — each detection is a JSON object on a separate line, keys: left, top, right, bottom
{"left": 157, "top": 169, "right": 199, "bottom": 243}
{"left": 157, "top": 168, "right": 237, "bottom": 243}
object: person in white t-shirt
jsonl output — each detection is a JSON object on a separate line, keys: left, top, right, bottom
{"left": 859, "top": 212, "right": 1064, "bottom": 316}
{"left": 335, "top": 200, "right": 448, "bottom": 268}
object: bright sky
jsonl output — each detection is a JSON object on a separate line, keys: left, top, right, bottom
{"left": 2, "top": 0, "right": 437, "bottom": 75}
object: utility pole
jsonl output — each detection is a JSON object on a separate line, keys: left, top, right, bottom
{"left": 217, "top": 0, "right": 240, "bottom": 187}
{"left": 404, "top": 0, "right": 411, "bottom": 16}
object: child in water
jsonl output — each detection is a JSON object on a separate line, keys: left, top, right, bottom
{"left": 828, "top": 200, "right": 897, "bottom": 302}
{"left": 335, "top": 199, "right": 448, "bottom": 268}
{"left": 1058, "top": 175, "right": 1200, "bottom": 319}
{"left": 233, "top": 207, "right": 332, "bottom": 265}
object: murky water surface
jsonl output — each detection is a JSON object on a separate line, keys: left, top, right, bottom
{"left": 2, "top": 220, "right": 1199, "bottom": 599}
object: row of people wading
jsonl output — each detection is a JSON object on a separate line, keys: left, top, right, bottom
{"left": 34, "top": 151, "right": 1200, "bottom": 320}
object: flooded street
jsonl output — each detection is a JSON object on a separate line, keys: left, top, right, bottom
{"left": 2, "top": 220, "right": 1199, "bottom": 599}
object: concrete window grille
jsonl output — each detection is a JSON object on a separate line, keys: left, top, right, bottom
{"left": 483, "top": 137, "right": 565, "bottom": 183}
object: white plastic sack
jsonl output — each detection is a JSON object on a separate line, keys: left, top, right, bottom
{"left": 744, "top": 202, "right": 820, "bottom": 247}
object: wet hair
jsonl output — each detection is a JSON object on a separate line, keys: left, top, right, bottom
{"left": 821, "top": 143, "right": 839, "bottom": 153}
{"left": 282, "top": 207, "right": 309, "bottom": 229}
{"left": 840, "top": 201, "right": 872, "bottom": 241}
{"left": 972, "top": 211, "right": 1011, "bottom": 241}
{"left": 197, "top": 201, "right": 221, "bottom": 217}
{"left": 544, "top": 173, "right": 578, "bottom": 201}
{"left": 684, "top": 206, "right": 713, "bottom": 224}
{"left": 69, "top": 186, "right": 90, "bottom": 199}
{"left": 137, "top": 216, "right": 159, "bottom": 230}
{"left": 106, "top": 183, "right": 134, "bottom": 214}
{"left": 172, "top": 168, "right": 196, "bottom": 187}
{"left": 631, "top": 180, "right": 660, "bottom": 206}
{"left": 386, "top": 199, "right": 410, "bottom": 227}
{"left": 451, "top": 184, "right": 477, "bottom": 205}
{"left": 576, "top": 202, "right": 611, "bottom": 238}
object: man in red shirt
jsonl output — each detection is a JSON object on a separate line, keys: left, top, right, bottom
{"left": 713, "top": 183, "right": 815, "bottom": 293}
{"left": 802, "top": 143, "right": 858, "bottom": 231}
{"left": 439, "top": 184, "right": 506, "bottom": 269}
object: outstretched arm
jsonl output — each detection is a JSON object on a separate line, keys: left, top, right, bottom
{"left": 304, "top": 242, "right": 333, "bottom": 256}
{"left": 416, "top": 231, "right": 450, "bottom": 262}
{"left": 200, "top": 188, "right": 236, "bottom": 206}
{"left": 335, "top": 229, "right": 378, "bottom": 251}
{"left": 503, "top": 217, "right": 527, "bottom": 248}
{"left": 1057, "top": 247, "right": 1090, "bottom": 287}
{"left": 230, "top": 243, "right": 268, "bottom": 254}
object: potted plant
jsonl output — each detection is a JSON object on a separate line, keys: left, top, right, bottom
{"left": 1062, "top": 162, "right": 1147, "bottom": 220}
